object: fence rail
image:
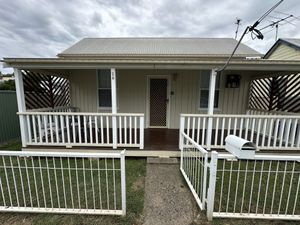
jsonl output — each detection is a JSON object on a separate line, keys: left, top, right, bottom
{"left": 0, "top": 150, "right": 126, "bottom": 215}
{"left": 180, "top": 113, "right": 300, "bottom": 151}
{"left": 18, "top": 111, "right": 144, "bottom": 149}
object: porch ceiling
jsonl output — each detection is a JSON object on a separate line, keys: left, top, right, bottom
{"left": 2, "top": 57, "right": 300, "bottom": 72}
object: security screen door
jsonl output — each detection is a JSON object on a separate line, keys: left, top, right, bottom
{"left": 149, "top": 78, "right": 168, "bottom": 127}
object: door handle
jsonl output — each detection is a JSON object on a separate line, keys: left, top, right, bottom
{"left": 166, "top": 99, "right": 169, "bottom": 103}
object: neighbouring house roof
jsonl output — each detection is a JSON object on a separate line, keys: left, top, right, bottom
{"left": 264, "top": 38, "right": 300, "bottom": 59}
{"left": 58, "top": 38, "right": 261, "bottom": 58}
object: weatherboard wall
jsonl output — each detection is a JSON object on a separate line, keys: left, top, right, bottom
{"left": 68, "top": 69, "right": 250, "bottom": 129}
{"left": 266, "top": 43, "right": 300, "bottom": 60}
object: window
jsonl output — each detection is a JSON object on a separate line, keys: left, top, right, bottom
{"left": 199, "top": 70, "right": 220, "bottom": 109}
{"left": 97, "top": 70, "right": 112, "bottom": 107}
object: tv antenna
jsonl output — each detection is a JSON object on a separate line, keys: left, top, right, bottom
{"left": 260, "top": 14, "right": 294, "bottom": 41}
{"left": 217, "top": 0, "right": 284, "bottom": 72}
{"left": 235, "top": 18, "right": 242, "bottom": 39}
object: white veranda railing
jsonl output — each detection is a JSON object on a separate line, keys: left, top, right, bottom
{"left": 0, "top": 150, "right": 126, "bottom": 215}
{"left": 180, "top": 113, "right": 300, "bottom": 150}
{"left": 19, "top": 111, "right": 144, "bottom": 149}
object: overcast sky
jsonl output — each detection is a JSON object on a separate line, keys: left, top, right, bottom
{"left": 1, "top": 0, "right": 300, "bottom": 73}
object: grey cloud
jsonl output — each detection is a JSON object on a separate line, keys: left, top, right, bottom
{"left": 1, "top": 0, "right": 300, "bottom": 73}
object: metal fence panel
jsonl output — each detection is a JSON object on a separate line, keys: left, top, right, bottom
{"left": 0, "top": 91, "right": 20, "bottom": 143}
{"left": 208, "top": 153, "right": 300, "bottom": 221}
{"left": 0, "top": 150, "right": 126, "bottom": 215}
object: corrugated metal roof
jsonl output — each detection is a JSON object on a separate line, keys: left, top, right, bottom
{"left": 58, "top": 38, "right": 261, "bottom": 57}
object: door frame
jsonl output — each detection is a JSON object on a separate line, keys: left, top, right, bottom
{"left": 146, "top": 75, "right": 171, "bottom": 128}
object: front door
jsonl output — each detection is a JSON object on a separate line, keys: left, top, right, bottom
{"left": 149, "top": 78, "right": 168, "bottom": 127}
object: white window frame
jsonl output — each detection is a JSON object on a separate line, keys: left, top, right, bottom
{"left": 97, "top": 69, "right": 112, "bottom": 110}
{"left": 198, "top": 71, "right": 220, "bottom": 110}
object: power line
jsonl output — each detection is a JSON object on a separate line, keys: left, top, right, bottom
{"left": 217, "top": 0, "right": 284, "bottom": 72}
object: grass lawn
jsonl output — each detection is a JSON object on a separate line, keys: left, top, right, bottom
{"left": 0, "top": 141, "right": 146, "bottom": 225}
{"left": 0, "top": 140, "right": 22, "bottom": 151}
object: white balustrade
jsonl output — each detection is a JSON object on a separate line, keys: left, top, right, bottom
{"left": 18, "top": 112, "right": 144, "bottom": 149}
{"left": 180, "top": 113, "right": 300, "bottom": 151}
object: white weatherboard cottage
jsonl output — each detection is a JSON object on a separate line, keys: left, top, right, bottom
{"left": 2, "top": 38, "right": 300, "bottom": 156}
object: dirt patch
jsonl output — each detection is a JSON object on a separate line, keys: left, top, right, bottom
{"left": 132, "top": 176, "right": 145, "bottom": 191}
{"left": 0, "top": 214, "right": 35, "bottom": 225}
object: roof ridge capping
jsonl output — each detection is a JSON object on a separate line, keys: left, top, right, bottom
{"left": 58, "top": 37, "right": 262, "bottom": 58}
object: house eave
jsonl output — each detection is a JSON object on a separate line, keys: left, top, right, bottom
{"left": 2, "top": 57, "right": 300, "bottom": 71}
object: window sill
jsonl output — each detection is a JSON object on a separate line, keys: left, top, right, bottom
{"left": 98, "top": 107, "right": 112, "bottom": 110}
{"left": 198, "top": 108, "right": 221, "bottom": 112}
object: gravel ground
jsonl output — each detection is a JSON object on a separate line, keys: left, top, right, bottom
{"left": 143, "top": 158, "right": 199, "bottom": 225}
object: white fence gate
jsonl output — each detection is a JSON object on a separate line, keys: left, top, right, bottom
{"left": 180, "top": 132, "right": 300, "bottom": 221}
{"left": 180, "top": 131, "right": 208, "bottom": 210}
{"left": 0, "top": 150, "right": 126, "bottom": 215}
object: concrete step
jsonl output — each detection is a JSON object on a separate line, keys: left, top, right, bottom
{"left": 147, "top": 157, "right": 179, "bottom": 164}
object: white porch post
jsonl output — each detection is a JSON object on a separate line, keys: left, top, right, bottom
{"left": 111, "top": 68, "right": 117, "bottom": 149}
{"left": 206, "top": 68, "right": 217, "bottom": 150}
{"left": 14, "top": 68, "right": 28, "bottom": 148}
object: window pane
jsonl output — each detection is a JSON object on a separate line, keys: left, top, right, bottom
{"left": 98, "top": 89, "right": 112, "bottom": 107}
{"left": 200, "top": 90, "right": 209, "bottom": 108}
{"left": 214, "top": 90, "right": 219, "bottom": 108}
{"left": 98, "top": 69, "right": 111, "bottom": 88}
{"left": 200, "top": 90, "right": 219, "bottom": 108}
{"left": 200, "top": 71, "right": 210, "bottom": 88}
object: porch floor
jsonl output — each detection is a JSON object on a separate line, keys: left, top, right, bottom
{"left": 144, "top": 128, "right": 179, "bottom": 151}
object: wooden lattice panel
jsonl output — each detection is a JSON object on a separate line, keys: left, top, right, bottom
{"left": 249, "top": 73, "right": 300, "bottom": 113}
{"left": 22, "top": 71, "right": 70, "bottom": 109}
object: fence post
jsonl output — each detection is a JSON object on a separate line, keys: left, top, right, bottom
{"left": 139, "top": 116, "right": 144, "bottom": 149}
{"left": 120, "top": 150, "right": 126, "bottom": 216}
{"left": 179, "top": 115, "right": 185, "bottom": 150}
{"left": 207, "top": 151, "right": 218, "bottom": 221}
{"left": 180, "top": 132, "right": 183, "bottom": 170}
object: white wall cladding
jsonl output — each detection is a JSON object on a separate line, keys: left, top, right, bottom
{"left": 69, "top": 70, "right": 98, "bottom": 112}
{"left": 69, "top": 69, "right": 251, "bottom": 129}
{"left": 267, "top": 43, "right": 300, "bottom": 60}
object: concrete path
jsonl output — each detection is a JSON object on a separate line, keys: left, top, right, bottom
{"left": 143, "top": 158, "right": 198, "bottom": 225}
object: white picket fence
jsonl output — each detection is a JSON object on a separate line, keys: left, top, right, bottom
{"left": 180, "top": 113, "right": 300, "bottom": 151}
{"left": 18, "top": 111, "right": 144, "bottom": 149}
{"left": 0, "top": 150, "right": 126, "bottom": 215}
{"left": 180, "top": 132, "right": 300, "bottom": 221}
